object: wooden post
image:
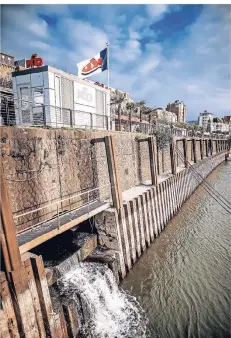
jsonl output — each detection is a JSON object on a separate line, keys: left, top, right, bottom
{"left": 192, "top": 138, "right": 197, "bottom": 163}
{"left": 200, "top": 139, "right": 204, "bottom": 160}
{"left": 148, "top": 137, "right": 158, "bottom": 186}
{"left": 210, "top": 138, "right": 213, "bottom": 155}
{"left": 129, "top": 109, "right": 132, "bottom": 132}
{"left": 0, "top": 272, "right": 20, "bottom": 338}
{"left": 30, "top": 255, "right": 57, "bottom": 337}
{"left": 205, "top": 140, "right": 209, "bottom": 157}
{"left": 9, "top": 267, "right": 40, "bottom": 338}
{"left": 170, "top": 137, "right": 177, "bottom": 175}
{"left": 0, "top": 228, "right": 11, "bottom": 280}
{"left": 63, "top": 301, "right": 80, "bottom": 338}
{"left": 118, "top": 103, "right": 122, "bottom": 131}
{"left": 0, "top": 163, "right": 22, "bottom": 274}
{"left": 23, "top": 255, "right": 46, "bottom": 337}
{"left": 182, "top": 138, "right": 188, "bottom": 168}
{"left": 105, "top": 136, "right": 123, "bottom": 210}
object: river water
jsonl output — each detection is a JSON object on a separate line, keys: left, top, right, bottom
{"left": 122, "top": 162, "right": 231, "bottom": 338}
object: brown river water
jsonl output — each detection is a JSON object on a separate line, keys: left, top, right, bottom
{"left": 122, "top": 162, "right": 231, "bottom": 338}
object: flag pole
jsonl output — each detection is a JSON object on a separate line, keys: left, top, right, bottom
{"left": 106, "top": 42, "right": 110, "bottom": 130}
{"left": 106, "top": 41, "right": 109, "bottom": 89}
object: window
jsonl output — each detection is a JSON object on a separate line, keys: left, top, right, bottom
{"left": 33, "top": 88, "right": 44, "bottom": 106}
{"left": 54, "top": 75, "right": 61, "bottom": 107}
{"left": 20, "top": 87, "right": 29, "bottom": 109}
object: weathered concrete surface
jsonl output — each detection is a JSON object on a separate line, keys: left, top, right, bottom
{"left": 1, "top": 127, "right": 150, "bottom": 233}
{"left": 4, "top": 126, "right": 222, "bottom": 237}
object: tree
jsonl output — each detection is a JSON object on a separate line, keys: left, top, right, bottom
{"left": 110, "top": 91, "right": 127, "bottom": 131}
{"left": 126, "top": 102, "right": 136, "bottom": 132}
{"left": 152, "top": 125, "right": 172, "bottom": 150}
{"left": 134, "top": 100, "right": 155, "bottom": 123}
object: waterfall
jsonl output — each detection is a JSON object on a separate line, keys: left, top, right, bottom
{"left": 57, "top": 262, "right": 149, "bottom": 338}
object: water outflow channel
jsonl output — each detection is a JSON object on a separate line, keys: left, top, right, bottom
{"left": 122, "top": 162, "right": 231, "bottom": 338}
{"left": 57, "top": 262, "right": 148, "bottom": 337}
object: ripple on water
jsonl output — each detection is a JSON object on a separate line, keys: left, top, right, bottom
{"left": 122, "top": 163, "right": 231, "bottom": 338}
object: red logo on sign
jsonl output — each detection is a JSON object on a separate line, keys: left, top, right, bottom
{"left": 26, "top": 54, "right": 44, "bottom": 68}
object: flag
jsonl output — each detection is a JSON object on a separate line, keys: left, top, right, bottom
{"left": 77, "top": 48, "right": 108, "bottom": 79}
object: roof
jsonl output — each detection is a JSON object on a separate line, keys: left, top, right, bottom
{"left": 12, "top": 65, "right": 48, "bottom": 77}
{"left": 200, "top": 111, "right": 213, "bottom": 115}
{"left": 0, "top": 52, "right": 14, "bottom": 58}
{"left": 12, "top": 65, "right": 109, "bottom": 93}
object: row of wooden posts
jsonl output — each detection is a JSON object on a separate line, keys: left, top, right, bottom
{"left": 106, "top": 136, "right": 228, "bottom": 212}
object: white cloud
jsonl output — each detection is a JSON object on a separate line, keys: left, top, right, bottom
{"left": 28, "top": 21, "right": 48, "bottom": 37}
{"left": 2, "top": 5, "right": 48, "bottom": 38}
{"left": 146, "top": 5, "right": 169, "bottom": 20}
{"left": 29, "top": 41, "right": 51, "bottom": 51}
{"left": 1, "top": 5, "right": 230, "bottom": 120}
{"left": 60, "top": 18, "right": 108, "bottom": 60}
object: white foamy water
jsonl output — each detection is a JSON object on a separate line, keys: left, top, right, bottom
{"left": 58, "top": 262, "right": 148, "bottom": 338}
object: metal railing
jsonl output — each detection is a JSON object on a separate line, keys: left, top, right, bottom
{"left": 14, "top": 183, "right": 112, "bottom": 232}
{"left": 0, "top": 95, "right": 110, "bottom": 130}
{"left": 0, "top": 95, "right": 229, "bottom": 139}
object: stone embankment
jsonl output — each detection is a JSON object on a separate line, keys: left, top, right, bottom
{"left": 0, "top": 126, "right": 228, "bottom": 337}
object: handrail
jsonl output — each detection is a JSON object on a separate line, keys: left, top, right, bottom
{"left": 14, "top": 183, "right": 111, "bottom": 219}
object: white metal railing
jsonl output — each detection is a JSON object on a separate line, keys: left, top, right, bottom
{"left": 0, "top": 95, "right": 110, "bottom": 130}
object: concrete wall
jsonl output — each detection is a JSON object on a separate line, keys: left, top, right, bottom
{"left": 163, "top": 144, "right": 171, "bottom": 173}
{"left": 156, "top": 145, "right": 171, "bottom": 175}
{"left": 1, "top": 127, "right": 150, "bottom": 232}
{"left": 196, "top": 140, "right": 201, "bottom": 160}
{"left": 176, "top": 139, "right": 184, "bottom": 167}
{"left": 1, "top": 126, "right": 227, "bottom": 234}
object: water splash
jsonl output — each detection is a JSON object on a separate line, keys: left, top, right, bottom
{"left": 57, "top": 262, "right": 149, "bottom": 338}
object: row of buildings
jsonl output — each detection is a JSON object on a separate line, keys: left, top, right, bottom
{"left": 198, "top": 110, "right": 230, "bottom": 134}
{"left": 0, "top": 51, "right": 188, "bottom": 129}
{"left": 108, "top": 85, "right": 187, "bottom": 124}
{"left": 1, "top": 51, "right": 230, "bottom": 134}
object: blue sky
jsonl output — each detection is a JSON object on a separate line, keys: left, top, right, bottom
{"left": 2, "top": 4, "right": 231, "bottom": 121}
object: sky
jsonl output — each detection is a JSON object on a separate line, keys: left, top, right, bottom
{"left": 1, "top": 4, "right": 231, "bottom": 121}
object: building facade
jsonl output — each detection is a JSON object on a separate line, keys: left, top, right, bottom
{"left": 0, "top": 53, "right": 16, "bottom": 125}
{"left": 12, "top": 65, "right": 110, "bottom": 129}
{"left": 198, "top": 110, "right": 214, "bottom": 130}
{"left": 0, "top": 53, "right": 15, "bottom": 88}
{"left": 199, "top": 111, "right": 230, "bottom": 133}
{"left": 152, "top": 107, "right": 177, "bottom": 124}
{"left": 212, "top": 120, "right": 230, "bottom": 133}
{"left": 166, "top": 100, "right": 187, "bottom": 123}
